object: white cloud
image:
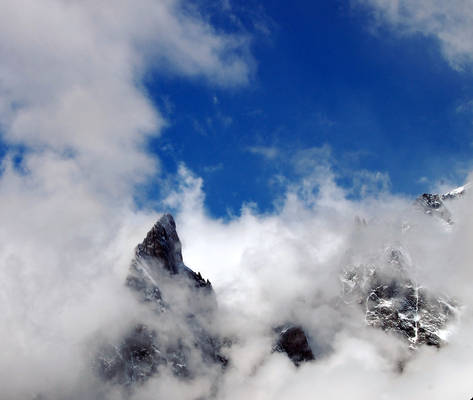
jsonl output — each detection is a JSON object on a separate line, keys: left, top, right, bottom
{"left": 356, "top": 0, "right": 473, "bottom": 70}
{"left": 247, "top": 145, "right": 280, "bottom": 160}
{"left": 170, "top": 166, "right": 473, "bottom": 400}
{"left": 351, "top": 169, "right": 391, "bottom": 197}
{"left": 1, "top": 1, "right": 473, "bottom": 398}
{"left": 0, "top": 0, "right": 252, "bottom": 197}
{"left": 0, "top": 1, "right": 253, "bottom": 397}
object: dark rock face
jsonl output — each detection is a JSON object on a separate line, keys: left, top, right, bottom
{"left": 416, "top": 193, "right": 452, "bottom": 224}
{"left": 129, "top": 213, "right": 212, "bottom": 291}
{"left": 135, "top": 213, "right": 183, "bottom": 274}
{"left": 97, "top": 214, "right": 226, "bottom": 387}
{"left": 342, "top": 247, "right": 457, "bottom": 348}
{"left": 415, "top": 185, "right": 466, "bottom": 224}
{"left": 97, "top": 325, "right": 167, "bottom": 385}
{"left": 274, "top": 325, "right": 315, "bottom": 366}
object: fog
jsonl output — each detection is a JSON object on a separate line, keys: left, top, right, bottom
{"left": 174, "top": 167, "right": 473, "bottom": 400}
{"left": 3, "top": 162, "right": 471, "bottom": 399}
{"left": 0, "top": 0, "right": 472, "bottom": 399}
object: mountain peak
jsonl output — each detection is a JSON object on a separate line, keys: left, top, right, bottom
{"left": 135, "top": 213, "right": 183, "bottom": 275}
{"left": 98, "top": 214, "right": 225, "bottom": 386}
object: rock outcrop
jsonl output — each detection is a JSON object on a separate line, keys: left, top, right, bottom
{"left": 274, "top": 325, "right": 315, "bottom": 366}
{"left": 415, "top": 184, "right": 467, "bottom": 224}
{"left": 342, "top": 247, "right": 457, "bottom": 348}
{"left": 97, "top": 214, "right": 226, "bottom": 387}
{"left": 342, "top": 185, "right": 466, "bottom": 348}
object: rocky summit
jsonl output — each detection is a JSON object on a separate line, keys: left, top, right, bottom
{"left": 96, "top": 214, "right": 226, "bottom": 387}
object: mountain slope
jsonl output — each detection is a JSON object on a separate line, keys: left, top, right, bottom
{"left": 97, "top": 214, "right": 226, "bottom": 386}
{"left": 341, "top": 186, "right": 465, "bottom": 348}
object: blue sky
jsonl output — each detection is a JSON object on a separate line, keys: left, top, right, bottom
{"left": 1, "top": 1, "right": 473, "bottom": 219}
{"left": 143, "top": 1, "right": 473, "bottom": 217}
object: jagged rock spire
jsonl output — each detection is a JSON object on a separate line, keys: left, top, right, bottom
{"left": 98, "top": 214, "right": 225, "bottom": 387}
{"left": 135, "top": 213, "right": 184, "bottom": 274}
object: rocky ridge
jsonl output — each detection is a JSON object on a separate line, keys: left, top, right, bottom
{"left": 415, "top": 183, "right": 468, "bottom": 224}
{"left": 96, "top": 184, "right": 467, "bottom": 386}
{"left": 341, "top": 247, "right": 457, "bottom": 348}
{"left": 341, "top": 186, "right": 465, "bottom": 348}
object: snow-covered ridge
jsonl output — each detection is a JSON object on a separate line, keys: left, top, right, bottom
{"left": 441, "top": 183, "right": 470, "bottom": 199}
{"left": 416, "top": 183, "right": 469, "bottom": 224}
{"left": 341, "top": 248, "right": 458, "bottom": 348}
{"left": 342, "top": 185, "right": 467, "bottom": 348}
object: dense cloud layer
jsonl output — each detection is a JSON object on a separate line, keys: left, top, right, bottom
{"left": 0, "top": 1, "right": 473, "bottom": 399}
{"left": 173, "top": 168, "right": 473, "bottom": 400}
{"left": 5, "top": 159, "right": 473, "bottom": 399}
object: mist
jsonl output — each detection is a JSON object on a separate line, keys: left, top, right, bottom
{"left": 3, "top": 161, "right": 471, "bottom": 399}
{"left": 0, "top": 0, "right": 473, "bottom": 399}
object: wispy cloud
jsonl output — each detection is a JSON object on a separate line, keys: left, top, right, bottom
{"left": 203, "top": 163, "right": 224, "bottom": 174}
{"left": 247, "top": 145, "right": 280, "bottom": 160}
{"left": 356, "top": 0, "right": 473, "bottom": 70}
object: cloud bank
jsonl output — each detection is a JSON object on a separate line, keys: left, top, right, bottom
{"left": 172, "top": 166, "right": 473, "bottom": 400}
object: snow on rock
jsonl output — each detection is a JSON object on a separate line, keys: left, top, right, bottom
{"left": 96, "top": 214, "right": 226, "bottom": 387}
{"left": 342, "top": 246, "right": 458, "bottom": 348}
